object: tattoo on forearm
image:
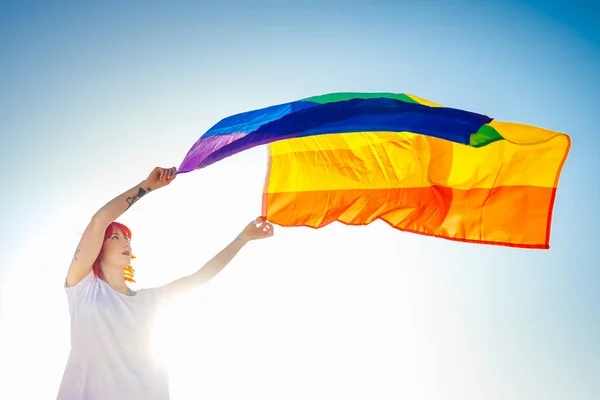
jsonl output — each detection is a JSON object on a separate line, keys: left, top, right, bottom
{"left": 126, "top": 187, "right": 152, "bottom": 210}
{"left": 235, "top": 236, "right": 246, "bottom": 243}
{"left": 73, "top": 248, "right": 80, "bottom": 261}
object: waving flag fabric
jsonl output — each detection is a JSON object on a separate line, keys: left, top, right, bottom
{"left": 178, "top": 93, "right": 571, "bottom": 249}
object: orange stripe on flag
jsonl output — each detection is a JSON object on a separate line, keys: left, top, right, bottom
{"left": 264, "top": 186, "right": 556, "bottom": 248}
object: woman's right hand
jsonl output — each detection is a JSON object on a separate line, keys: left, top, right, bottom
{"left": 145, "top": 167, "right": 177, "bottom": 190}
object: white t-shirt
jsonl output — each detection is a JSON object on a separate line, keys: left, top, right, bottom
{"left": 57, "top": 271, "right": 170, "bottom": 400}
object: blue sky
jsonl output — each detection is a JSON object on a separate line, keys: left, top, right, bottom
{"left": 1, "top": 1, "right": 598, "bottom": 399}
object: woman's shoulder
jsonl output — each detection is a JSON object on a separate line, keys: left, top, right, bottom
{"left": 64, "top": 270, "right": 99, "bottom": 298}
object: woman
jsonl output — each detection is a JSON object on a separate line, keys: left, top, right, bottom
{"left": 57, "top": 166, "right": 274, "bottom": 399}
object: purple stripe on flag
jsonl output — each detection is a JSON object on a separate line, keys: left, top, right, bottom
{"left": 177, "top": 133, "right": 248, "bottom": 173}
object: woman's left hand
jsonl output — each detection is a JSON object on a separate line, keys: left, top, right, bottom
{"left": 239, "top": 216, "right": 274, "bottom": 242}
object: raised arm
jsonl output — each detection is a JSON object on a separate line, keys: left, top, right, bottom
{"left": 167, "top": 217, "right": 274, "bottom": 302}
{"left": 65, "top": 167, "right": 176, "bottom": 287}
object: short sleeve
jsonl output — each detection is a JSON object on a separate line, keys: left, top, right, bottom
{"left": 64, "top": 270, "right": 96, "bottom": 299}
{"left": 136, "top": 284, "right": 169, "bottom": 312}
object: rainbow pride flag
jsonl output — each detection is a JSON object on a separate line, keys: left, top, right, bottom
{"left": 178, "top": 93, "right": 571, "bottom": 249}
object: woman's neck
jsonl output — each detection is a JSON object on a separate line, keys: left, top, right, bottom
{"left": 98, "top": 267, "right": 129, "bottom": 295}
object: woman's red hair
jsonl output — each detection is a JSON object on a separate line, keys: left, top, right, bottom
{"left": 92, "top": 222, "right": 136, "bottom": 283}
